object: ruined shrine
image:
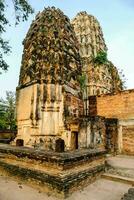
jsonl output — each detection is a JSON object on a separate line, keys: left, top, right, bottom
{"left": 15, "top": 7, "right": 110, "bottom": 151}
{"left": 15, "top": 7, "right": 123, "bottom": 151}
{"left": 16, "top": 7, "right": 84, "bottom": 150}
{"left": 0, "top": 7, "right": 130, "bottom": 198}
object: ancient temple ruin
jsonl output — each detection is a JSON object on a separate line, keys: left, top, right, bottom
{"left": 16, "top": 7, "right": 84, "bottom": 150}
{"left": 15, "top": 7, "right": 123, "bottom": 150}
{"left": 0, "top": 7, "right": 134, "bottom": 198}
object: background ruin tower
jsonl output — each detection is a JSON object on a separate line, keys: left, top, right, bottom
{"left": 16, "top": 7, "right": 83, "bottom": 150}
{"left": 72, "top": 12, "right": 123, "bottom": 97}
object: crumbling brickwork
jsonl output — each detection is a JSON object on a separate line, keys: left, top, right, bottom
{"left": 0, "top": 145, "right": 106, "bottom": 198}
{"left": 89, "top": 89, "right": 134, "bottom": 119}
{"left": 88, "top": 89, "right": 134, "bottom": 155}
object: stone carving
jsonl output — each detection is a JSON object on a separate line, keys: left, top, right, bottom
{"left": 72, "top": 11, "right": 107, "bottom": 60}
{"left": 19, "top": 7, "right": 82, "bottom": 86}
{"left": 91, "top": 124, "right": 103, "bottom": 147}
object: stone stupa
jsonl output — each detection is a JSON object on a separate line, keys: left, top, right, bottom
{"left": 72, "top": 11, "right": 123, "bottom": 96}
{"left": 16, "top": 7, "right": 83, "bottom": 150}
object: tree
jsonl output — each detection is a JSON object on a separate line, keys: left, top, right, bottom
{"left": 0, "top": 91, "right": 16, "bottom": 130}
{"left": 0, "top": 0, "right": 34, "bottom": 73}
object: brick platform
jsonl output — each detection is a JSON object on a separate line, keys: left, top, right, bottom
{"left": 0, "top": 144, "right": 106, "bottom": 198}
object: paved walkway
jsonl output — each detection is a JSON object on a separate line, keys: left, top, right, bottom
{"left": 106, "top": 155, "right": 134, "bottom": 179}
{"left": 0, "top": 176, "right": 131, "bottom": 200}
{"left": 106, "top": 155, "right": 134, "bottom": 170}
{"left": 69, "top": 178, "right": 130, "bottom": 200}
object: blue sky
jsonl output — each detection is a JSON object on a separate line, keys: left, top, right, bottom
{"left": 0, "top": 0, "right": 134, "bottom": 98}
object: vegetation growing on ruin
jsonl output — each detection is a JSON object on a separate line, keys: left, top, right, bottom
{"left": 92, "top": 52, "right": 127, "bottom": 91}
{"left": 78, "top": 74, "right": 86, "bottom": 91}
{"left": 93, "top": 51, "right": 108, "bottom": 65}
{"left": 107, "top": 62, "right": 127, "bottom": 91}
{"left": 118, "top": 69, "right": 127, "bottom": 89}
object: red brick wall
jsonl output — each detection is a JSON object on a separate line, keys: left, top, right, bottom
{"left": 89, "top": 89, "right": 134, "bottom": 120}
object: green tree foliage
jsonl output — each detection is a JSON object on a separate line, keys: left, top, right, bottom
{"left": 0, "top": 91, "right": 16, "bottom": 130}
{"left": 93, "top": 51, "right": 108, "bottom": 65}
{"left": 0, "top": 0, "right": 34, "bottom": 73}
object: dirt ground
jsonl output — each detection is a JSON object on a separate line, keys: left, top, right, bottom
{"left": 0, "top": 176, "right": 131, "bottom": 200}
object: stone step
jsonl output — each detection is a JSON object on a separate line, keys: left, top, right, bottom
{"left": 106, "top": 168, "right": 134, "bottom": 179}
{"left": 106, "top": 155, "right": 134, "bottom": 181}
{"left": 102, "top": 173, "right": 134, "bottom": 185}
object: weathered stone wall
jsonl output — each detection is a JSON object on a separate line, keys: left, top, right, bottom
{"left": 0, "top": 130, "right": 16, "bottom": 139}
{"left": 0, "top": 130, "right": 16, "bottom": 144}
{"left": 16, "top": 82, "right": 83, "bottom": 151}
{"left": 79, "top": 116, "right": 106, "bottom": 150}
{"left": 118, "top": 119, "right": 134, "bottom": 155}
{"left": 105, "top": 119, "right": 118, "bottom": 153}
{"left": 122, "top": 125, "right": 134, "bottom": 155}
{"left": 16, "top": 83, "right": 64, "bottom": 148}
